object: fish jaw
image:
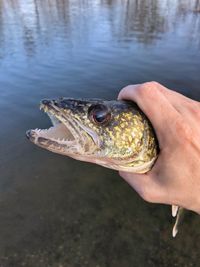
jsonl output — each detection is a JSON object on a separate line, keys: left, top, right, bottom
{"left": 26, "top": 99, "right": 100, "bottom": 157}
{"left": 26, "top": 125, "right": 80, "bottom": 155}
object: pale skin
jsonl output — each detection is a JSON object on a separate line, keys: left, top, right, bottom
{"left": 118, "top": 82, "right": 200, "bottom": 214}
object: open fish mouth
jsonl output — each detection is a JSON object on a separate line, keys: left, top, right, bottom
{"left": 26, "top": 99, "right": 97, "bottom": 155}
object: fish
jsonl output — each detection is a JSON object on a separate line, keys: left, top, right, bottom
{"left": 26, "top": 97, "right": 182, "bottom": 236}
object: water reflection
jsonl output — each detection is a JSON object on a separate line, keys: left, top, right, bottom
{"left": 0, "top": 0, "right": 72, "bottom": 57}
{"left": 194, "top": 0, "right": 200, "bottom": 12}
{"left": 105, "top": 0, "right": 200, "bottom": 45}
{"left": 107, "top": 0, "right": 166, "bottom": 44}
{"left": 0, "top": 0, "right": 200, "bottom": 58}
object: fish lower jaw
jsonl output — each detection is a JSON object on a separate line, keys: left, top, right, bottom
{"left": 34, "top": 129, "right": 76, "bottom": 144}
{"left": 26, "top": 126, "right": 96, "bottom": 156}
{"left": 26, "top": 120, "right": 79, "bottom": 150}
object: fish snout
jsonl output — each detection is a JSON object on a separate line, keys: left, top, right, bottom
{"left": 41, "top": 99, "right": 54, "bottom": 106}
{"left": 26, "top": 129, "right": 36, "bottom": 142}
{"left": 56, "top": 98, "right": 77, "bottom": 110}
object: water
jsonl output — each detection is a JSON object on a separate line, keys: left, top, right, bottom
{"left": 0, "top": 0, "right": 200, "bottom": 266}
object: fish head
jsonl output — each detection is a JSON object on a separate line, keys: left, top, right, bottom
{"left": 26, "top": 98, "right": 158, "bottom": 172}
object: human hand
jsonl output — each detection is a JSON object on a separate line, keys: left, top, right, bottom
{"left": 118, "top": 82, "right": 200, "bottom": 214}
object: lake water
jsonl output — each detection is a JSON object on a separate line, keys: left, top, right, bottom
{"left": 0, "top": 0, "right": 200, "bottom": 266}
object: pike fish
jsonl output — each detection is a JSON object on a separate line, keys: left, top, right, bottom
{"left": 26, "top": 98, "right": 183, "bottom": 237}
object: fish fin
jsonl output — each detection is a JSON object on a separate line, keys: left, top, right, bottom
{"left": 172, "top": 207, "right": 184, "bottom": 238}
{"left": 172, "top": 205, "right": 179, "bottom": 217}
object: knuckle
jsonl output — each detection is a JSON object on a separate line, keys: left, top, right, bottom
{"left": 144, "top": 81, "right": 161, "bottom": 90}
{"left": 136, "top": 81, "right": 161, "bottom": 99}
{"left": 147, "top": 81, "right": 160, "bottom": 88}
{"left": 188, "top": 102, "right": 200, "bottom": 119}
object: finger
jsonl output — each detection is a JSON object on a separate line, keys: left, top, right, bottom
{"left": 156, "top": 85, "right": 199, "bottom": 115}
{"left": 118, "top": 82, "right": 181, "bottom": 146}
{"left": 156, "top": 84, "right": 197, "bottom": 106}
{"left": 119, "top": 171, "right": 166, "bottom": 204}
{"left": 150, "top": 83, "right": 189, "bottom": 103}
{"left": 151, "top": 84, "right": 200, "bottom": 130}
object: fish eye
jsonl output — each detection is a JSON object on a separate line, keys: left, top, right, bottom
{"left": 88, "top": 104, "right": 111, "bottom": 125}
